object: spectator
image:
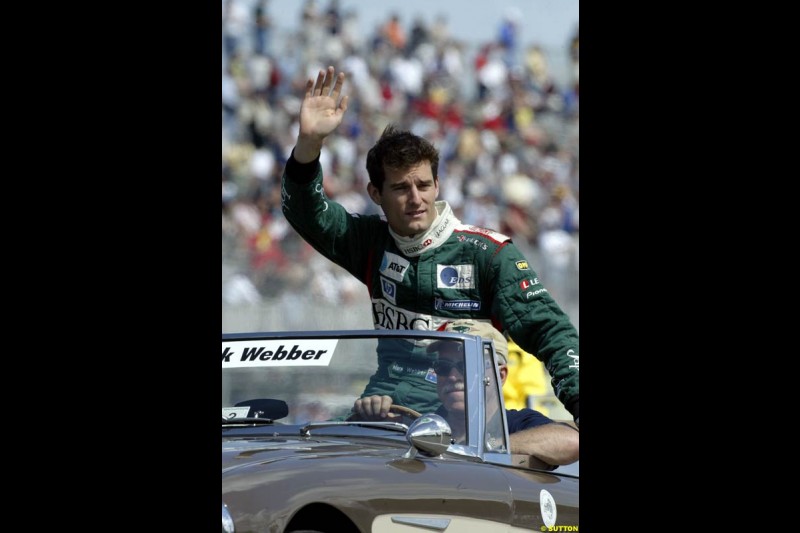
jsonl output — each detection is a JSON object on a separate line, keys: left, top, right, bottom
{"left": 503, "top": 339, "right": 551, "bottom": 412}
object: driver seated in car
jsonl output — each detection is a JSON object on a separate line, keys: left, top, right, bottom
{"left": 353, "top": 320, "right": 579, "bottom": 469}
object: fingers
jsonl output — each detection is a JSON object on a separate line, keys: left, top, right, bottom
{"left": 354, "top": 395, "right": 393, "bottom": 420}
{"left": 321, "top": 66, "right": 335, "bottom": 94}
{"left": 331, "top": 70, "right": 345, "bottom": 100}
{"left": 313, "top": 68, "right": 327, "bottom": 96}
{"left": 309, "top": 66, "right": 346, "bottom": 98}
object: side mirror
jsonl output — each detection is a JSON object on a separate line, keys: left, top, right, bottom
{"left": 405, "top": 414, "right": 452, "bottom": 457}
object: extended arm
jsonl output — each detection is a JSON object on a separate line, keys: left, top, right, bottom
{"left": 490, "top": 243, "right": 580, "bottom": 422}
{"left": 509, "top": 422, "right": 579, "bottom": 467}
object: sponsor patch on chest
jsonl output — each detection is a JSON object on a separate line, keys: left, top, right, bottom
{"left": 372, "top": 299, "right": 434, "bottom": 330}
{"left": 380, "top": 277, "right": 397, "bottom": 305}
{"left": 434, "top": 298, "right": 481, "bottom": 311}
{"left": 436, "top": 264, "right": 475, "bottom": 289}
{"left": 379, "top": 252, "right": 410, "bottom": 282}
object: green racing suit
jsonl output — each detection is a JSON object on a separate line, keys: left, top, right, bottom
{"left": 281, "top": 154, "right": 579, "bottom": 420}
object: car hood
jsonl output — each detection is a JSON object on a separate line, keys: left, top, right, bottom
{"left": 221, "top": 431, "right": 576, "bottom": 533}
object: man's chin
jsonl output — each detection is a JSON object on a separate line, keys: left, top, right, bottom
{"left": 446, "top": 403, "right": 466, "bottom": 413}
{"left": 444, "top": 395, "right": 465, "bottom": 410}
{"left": 399, "top": 220, "right": 434, "bottom": 236}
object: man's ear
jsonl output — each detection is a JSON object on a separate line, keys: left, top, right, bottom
{"left": 367, "top": 182, "right": 382, "bottom": 206}
{"left": 498, "top": 364, "right": 508, "bottom": 384}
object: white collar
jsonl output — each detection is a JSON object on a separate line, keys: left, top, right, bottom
{"left": 388, "top": 201, "right": 459, "bottom": 257}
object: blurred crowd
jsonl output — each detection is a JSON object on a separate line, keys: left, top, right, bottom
{"left": 222, "top": 0, "right": 580, "bottom": 308}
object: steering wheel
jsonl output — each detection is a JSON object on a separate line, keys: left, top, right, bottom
{"left": 346, "top": 404, "right": 422, "bottom": 422}
{"left": 388, "top": 404, "right": 422, "bottom": 419}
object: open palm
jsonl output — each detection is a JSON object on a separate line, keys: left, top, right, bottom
{"left": 299, "top": 67, "right": 349, "bottom": 140}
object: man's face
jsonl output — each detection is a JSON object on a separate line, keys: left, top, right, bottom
{"left": 371, "top": 161, "right": 439, "bottom": 237}
{"left": 435, "top": 344, "right": 466, "bottom": 413}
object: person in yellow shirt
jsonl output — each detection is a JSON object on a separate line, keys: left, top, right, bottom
{"left": 504, "top": 339, "right": 551, "bottom": 414}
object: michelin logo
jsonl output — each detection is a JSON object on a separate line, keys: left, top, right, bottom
{"left": 435, "top": 298, "right": 481, "bottom": 311}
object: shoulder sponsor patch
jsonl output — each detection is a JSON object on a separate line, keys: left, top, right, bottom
{"left": 425, "top": 367, "right": 438, "bottom": 383}
{"left": 455, "top": 234, "right": 489, "bottom": 250}
{"left": 524, "top": 287, "right": 548, "bottom": 299}
{"left": 379, "top": 251, "right": 410, "bottom": 282}
{"left": 222, "top": 339, "right": 338, "bottom": 368}
{"left": 454, "top": 224, "right": 512, "bottom": 244}
{"left": 519, "top": 277, "right": 548, "bottom": 299}
{"left": 437, "top": 264, "right": 475, "bottom": 289}
{"left": 515, "top": 260, "right": 529, "bottom": 271}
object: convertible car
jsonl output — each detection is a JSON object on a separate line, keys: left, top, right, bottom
{"left": 222, "top": 329, "right": 578, "bottom": 533}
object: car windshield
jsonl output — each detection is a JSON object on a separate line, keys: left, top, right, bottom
{"left": 222, "top": 332, "right": 471, "bottom": 442}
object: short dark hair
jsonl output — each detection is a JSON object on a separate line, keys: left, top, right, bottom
{"left": 365, "top": 124, "right": 440, "bottom": 191}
